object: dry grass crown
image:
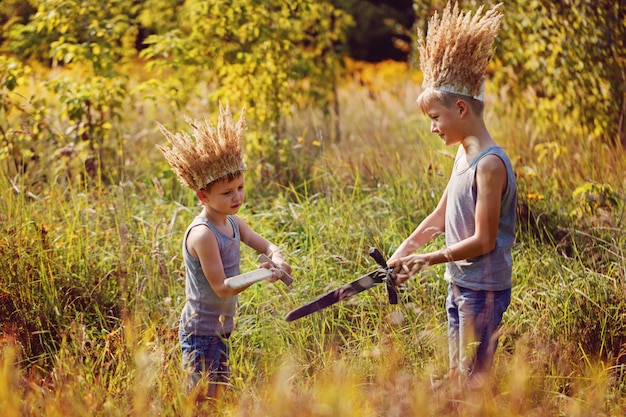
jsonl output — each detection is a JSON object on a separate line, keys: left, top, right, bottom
{"left": 418, "top": 2, "right": 503, "bottom": 100}
{"left": 157, "top": 104, "right": 247, "bottom": 191}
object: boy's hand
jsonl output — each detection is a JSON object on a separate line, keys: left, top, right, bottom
{"left": 273, "top": 261, "right": 292, "bottom": 282}
{"left": 258, "top": 263, "right": 279, "bottom": 282}
{"left": 274, "top": 259, "right": 292, "bottom": 275}
{"left": 257, "top": 253, "right": 293, "bottom": 285}
{"left": 259, "top": 261, "right": 292, "bottom": 282}
{"left": 270, "top": 252, "right": 292, "bottom": 282}
{"left": 388, "top": 254, "right": 427, "bottom": 285}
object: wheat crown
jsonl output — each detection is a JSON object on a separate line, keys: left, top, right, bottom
{"left": 418, "top": 2, "right": 503, "bottom": 101}
{"left": 157, "top": 104, "right": 247, "bottom": 191}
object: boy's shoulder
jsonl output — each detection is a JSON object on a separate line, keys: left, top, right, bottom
{"left": 187, "top": 219, "right": 216, "bottom": 240}
{"left": 477, "top": 153, "right": 506, "bottom": 173}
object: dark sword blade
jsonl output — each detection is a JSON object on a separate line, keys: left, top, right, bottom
{"left": 284, "top": 271, "right": 384, "bottom": 322}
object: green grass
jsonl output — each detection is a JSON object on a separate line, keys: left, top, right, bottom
{"left": 1, "top": 72, "right": 626, "bottom": 416}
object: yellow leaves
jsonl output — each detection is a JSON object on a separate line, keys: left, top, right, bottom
{"left": 570, "top": 182, "right": 619, "bottom": 222}
{"left": 343, "top": 58, "right": 411, "bottom": 94}
{"left": 58, "top": 23, "right": 70, "bottom": 34}
{"left": 410, "top": 70, "right": 423, "bottom": 85}
{"left": 496, "top": 0, "right": 624, "bottom": 144}
{"left": 526, "top": 192, "right": 544, "bottom": 201}
{"left": 0, "top": 57, "right": 32, "bottom": 93}
{"left": 534, "top": 141, "right": 567, "bottom": 164}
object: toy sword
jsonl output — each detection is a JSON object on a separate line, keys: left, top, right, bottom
{"left": 224, "top": 253, "right": 294, "bottom": 289}
{"left": 285, "top": 247, "right": 397, "bottom": 322}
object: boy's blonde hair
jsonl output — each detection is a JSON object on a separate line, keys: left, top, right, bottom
{"left": 157, "top": 104, "right": 247, "bottom": 191}
{"left": 418, "top": 2, "right": 503, "bottom": 101}
{"left": 417, "top": 88, "right": 485, "bottom": 116}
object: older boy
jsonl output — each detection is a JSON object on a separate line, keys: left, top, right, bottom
{"left": 388, "top": 2, "right": 516, "bottom": 389}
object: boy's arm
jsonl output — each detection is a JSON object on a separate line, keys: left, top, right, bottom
{"left": 188, "top": 225, "right": 248, "bottom": 299}
{"left": 391, "top": 155, "right": 507, "bottom": 283}
{"left": 235, "top": 216, "right": 293, "bottom": 277}
{"left": 472, "top": 153, "right": 508, "bottom": 252}
{"left": 388, "top": 187, "right": 448, "bottom": 264}
{"left": 431, "top": 153, "right": 506, "bottom": 263}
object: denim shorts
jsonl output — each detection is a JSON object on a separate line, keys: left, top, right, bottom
{"left": 179, "top": 329, "right": 231, "bottom": 395}
{"left": 446, "top": 283, "right": 511, "bottom": 377}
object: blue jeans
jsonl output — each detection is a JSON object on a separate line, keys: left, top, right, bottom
{"left": 179, "top": 329, "right": 230, "bottom": 397}
{"left": 446, "top": 283, "right": 511, "bottom": 379}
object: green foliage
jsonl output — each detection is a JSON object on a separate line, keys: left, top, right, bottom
{"left": 140, "top": 0, "right": 353, "bottom": 180}
{"left": 0, "top": 56, "right": 60, "bottom": 186}
{"left": 0, "top": 55, "right": 31, "bottom": 134}
{"left": 47, "top": 75, "right": 128, "bottom": 185}
{"left": 8, "top": 0, "right": 138, "bottom": 71}
{"left": 514, "top": 242, "right": 626, "bottom": 359}
{"left": 135, "top": 0, "right": 182, "bottom": 38}
{"left": 0, "top": 0, "right": 35, "bottom": 37}
{"left": 492, "top": 0, "right": 626, "bottom": 146}
{"left": 0, "top": 179, "right": 188, "bottom": 368}
{"left": 2, "top": 0, "right": 139, "bottom": 186}
{"left": 571, "top": 182, "right": 620, "bottom": 220}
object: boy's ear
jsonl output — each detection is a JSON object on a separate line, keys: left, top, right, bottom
{"left": 196, "top": 189, "right": 208, "bottom": 203}
{"left": 455, "top": 99, "right": 469, "bottom": 118}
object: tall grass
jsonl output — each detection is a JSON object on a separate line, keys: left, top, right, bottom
{"left": 1, "top": 63, "right": 625, "bottom": 416}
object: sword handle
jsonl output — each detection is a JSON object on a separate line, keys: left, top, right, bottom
{"left": 368, "top": 247, "right": 398, "bottom": 305}
{"left": 368, "top": 247, "right": 388, "bottom": 268}
{"left": 386, "top": 280, "right": 398, "bottom": 304}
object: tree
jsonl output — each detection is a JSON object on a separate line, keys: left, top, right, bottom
{"left": 0, "top": 0, "right": 35, "bottom": 45}
{"left": 4, "top": 0, "right": 139, "bottom": 185}
{"left": 141, "top": 0, "right": 352, "bottom": 179}
{"left": 492, "top": 0, "right": 626, "bottom": 147}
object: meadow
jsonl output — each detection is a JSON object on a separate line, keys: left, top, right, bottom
{"left": 1, "top": 61, "right": 625, "bottom": 416}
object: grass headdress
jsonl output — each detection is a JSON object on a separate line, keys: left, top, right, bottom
{"left": 418, "top": 2, "right": 503, "bottom": 101}
{"left": 157, "top": 104, "right": 247, "bottom": 191}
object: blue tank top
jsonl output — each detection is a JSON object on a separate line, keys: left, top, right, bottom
{"left": 179, "top": 215, "right": 240, "bottom": 335}
{"left": 444, "top": 145, "right": 517, "bottom": 291}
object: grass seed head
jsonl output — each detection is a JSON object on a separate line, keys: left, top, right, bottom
{"left": 157, "top": 103, "right": 247, "bottom": 191}
{"left": 418, "top": 2, "right": 503, "bottom": 100}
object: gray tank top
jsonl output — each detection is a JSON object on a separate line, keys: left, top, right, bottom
{"left": 444, "top": 145, "right": 517, "bottom": 291}
{"left": 179, "top": 215, "right": 240, "bottom": 335}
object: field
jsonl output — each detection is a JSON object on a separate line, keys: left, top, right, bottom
{"left": 1, "top": 62, "right": 625, "bottom": 416}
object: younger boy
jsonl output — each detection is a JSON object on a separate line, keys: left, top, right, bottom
{"left": 387, "top": 3, "right": 517, "bottom": 389}
{"left": 158, "top": 104, "right": 292, "bottom": 399}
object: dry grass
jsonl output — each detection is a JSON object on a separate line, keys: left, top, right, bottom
{"left": 157, "top": 104, "right": 248, "bottom": 191}
{"left": 418, "top": 2, "right": 503, "bottom": 98}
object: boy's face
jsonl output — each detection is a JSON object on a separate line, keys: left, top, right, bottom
{"left": 423, "top": 100, "right": 464, "bottom": 146}
{"left": 198, "top": 174, "right": 245, "bottom": 215}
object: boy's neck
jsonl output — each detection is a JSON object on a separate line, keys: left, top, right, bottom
{"left": 200, "top": 207, "right": 229, "bottom": 226}
{"left": 462, "top": 135, "right": 494, "bottom": 152}
{"left": 460, "top": 120, "right": 494, "bottom": 156}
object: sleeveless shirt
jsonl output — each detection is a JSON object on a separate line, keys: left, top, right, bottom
{"left": 444, "top": 145, "right": 517, "bottom": 291}
{"left": 179, "top": 215, "right": 240, "bottom": 336}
